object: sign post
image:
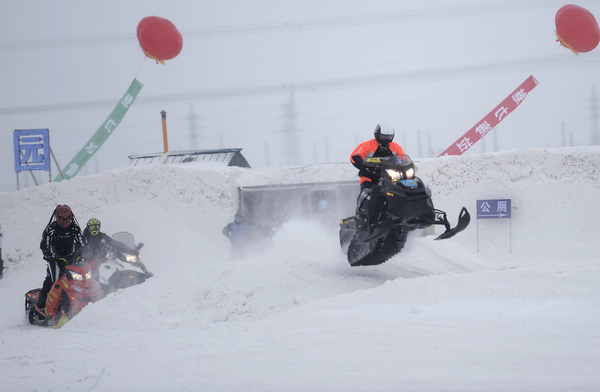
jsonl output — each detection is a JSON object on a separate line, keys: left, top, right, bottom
{"left": 476, "top": 199, "right": 512, "bottom": 253}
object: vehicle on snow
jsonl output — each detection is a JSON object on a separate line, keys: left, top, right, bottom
{"left": 25, "top": 260, "right": 103, "bottom": 328}
{"left": 339, "top": 155, "right": 470, "bottom": 267}
{"left": 87, "top": 231, "right": 152, "bottom": 297}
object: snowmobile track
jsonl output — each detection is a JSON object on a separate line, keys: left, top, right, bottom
{"left": 348, "top": 228, "right": 408, "bottom": 267}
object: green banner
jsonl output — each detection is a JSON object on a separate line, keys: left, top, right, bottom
{"left": 54, "top": 78, "right": 144, "bottom": 182}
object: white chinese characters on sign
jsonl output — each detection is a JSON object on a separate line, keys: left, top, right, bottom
{"left": 20, "top": 137, "right": 44, "bottom": 164}
{"left": 512, "top": 89, "right": 527, "bottom": 105}
{"left": 85, "top": 142, "right": 99, "bottom": 155}
{"left": 480, "top": 201, "right": 491, "bottom": 213}
{"left": 495, "top": 107, "right": 508, "bottom": 121}
{"left": 456, "top": 137, "right": 473, "bottom": 153}
{"left": 121, "top": 93, "right": 134, "bottom": 109}
{"left": 497, "top": 200, "right": 508, "bottom": 213}
{"left": 105, "top": 119, "right": 117, "bottom": 133}
{"left": 65, "top": 163, "right": 79, "bottom": 177}
{"left": 475, "top": 121, "right": 493, "bottom": 137}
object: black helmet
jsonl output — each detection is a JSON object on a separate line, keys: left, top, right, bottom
{"left": 374, "top": 122, "right": 395, "bottom": 147}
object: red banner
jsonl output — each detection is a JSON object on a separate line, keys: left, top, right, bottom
{"left": 439, "top": 75, "right": 539, "bottom": 157}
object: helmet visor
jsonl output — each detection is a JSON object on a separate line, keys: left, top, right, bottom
{"left": 378, "top": 133, "right": 393, "bottom": 143}
{"left": 55, "top": 207, "right": 72, "bottom": 228}
{"left": 88, "top": 224, "right": 100, "bottom": 235}
{"left": 56, "top": 214, "right": 71, "bottom": 228}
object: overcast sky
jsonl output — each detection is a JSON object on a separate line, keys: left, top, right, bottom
{"left": 2, "top": 0, "right": 600, "bottom": 192}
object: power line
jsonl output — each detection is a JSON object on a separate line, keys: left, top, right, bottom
{"left": 0, "top": 0, "right": 573, "bottom": 51}
{"left": 1, "top": 52, "right": 599, "bottom": 115}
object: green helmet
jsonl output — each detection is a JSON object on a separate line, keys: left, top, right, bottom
{"left": 87, "top": 218, "right": 101, "bottom": 236}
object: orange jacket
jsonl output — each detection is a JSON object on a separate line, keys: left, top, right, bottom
{"left": 350, "top": 139, "right": 406, "bottom": 184}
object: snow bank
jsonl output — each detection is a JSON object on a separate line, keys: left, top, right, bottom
{"left": 417, "top": 147, "right": 600, "bottom": 260}
{"left": 2, "top": 147, "right": 598, "bottom": 272}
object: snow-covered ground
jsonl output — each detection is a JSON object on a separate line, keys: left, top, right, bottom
{"left": 1, "top": 147, "right": 600, "bottom": 391}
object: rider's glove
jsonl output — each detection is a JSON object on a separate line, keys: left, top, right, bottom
{"left": 359, "top": 165, "right": 380, "bottom": 181}
{"left": 351, "top": 155, "right": 363, "bottom": 169}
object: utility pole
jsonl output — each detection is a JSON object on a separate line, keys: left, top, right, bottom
{"left": 591, "top": 85, "right": 599, "bottom": 145}
{"left": 427, "top": 131, "right": 433, "bottom": 157}
{"left": 188, "top": 104, "right": 199, "bottom": 150}
{"left": 493, "top": 127, "right": 498, "bottom": 151}
{"left": 264, "top": 141, "right": 270, "bottom": 167}
{"left": 279, "top": 89, "right": 299, "bottom": 166}
{"left": 481, "top": 131, "right": 486, "bottom": 153}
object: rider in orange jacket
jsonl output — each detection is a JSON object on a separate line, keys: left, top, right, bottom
{"left": 351, "top": 122, "right": 406, "bottom": 190}
{"left": 350, "top": 123, "right": 406, "bottom": 233}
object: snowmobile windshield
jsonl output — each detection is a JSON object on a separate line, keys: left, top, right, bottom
{"left": 112, "top": 232, "right": 136, "bottom": 250}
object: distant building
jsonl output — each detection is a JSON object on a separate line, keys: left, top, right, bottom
{"left": 128, "top": 148, "right": 251, "bottom": 168}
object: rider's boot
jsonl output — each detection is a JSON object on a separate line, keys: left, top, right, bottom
{"left": 37, "top": 304, "right": 46, "bottom": 315}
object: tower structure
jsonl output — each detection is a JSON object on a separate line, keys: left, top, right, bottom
{"left": 279, "top": 90, "right": 299, "bottom": 166}
{"left": 188, "top": 104, "right": 200, "bottom": 150}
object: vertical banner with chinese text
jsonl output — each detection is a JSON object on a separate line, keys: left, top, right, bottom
{"left": 439, "top": 75, "right": 539, "bottom": 157}
{"left": 54, "top": 78, "right": 144, "bottom": 182}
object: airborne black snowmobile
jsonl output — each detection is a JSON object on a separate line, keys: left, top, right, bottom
{"left": 339, "top": 155, "right": 470, "bottom": 267}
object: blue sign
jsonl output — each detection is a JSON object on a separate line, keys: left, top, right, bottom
{"left": 14, "top": 129, "right": 50, "bottom": 173}
{"left": 477, "top": 199, "right": 511, "bottom": 219}
{"left": 318, "top": 199, "right": 329, "bottom": 210}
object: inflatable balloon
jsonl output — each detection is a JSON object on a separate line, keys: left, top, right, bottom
{"left": 555, "top": 4, "right": 600, "bottom": 54}
{"left": 137, "top": 16, "right": 183, "bottom": 64}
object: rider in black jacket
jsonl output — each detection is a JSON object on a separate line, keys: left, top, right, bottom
{"left": 82, "top": 218, "right": 137, "bottom": 260}
{"left": 38, "top": 205, "right": 85, "bottom": 311}
{"left": 82, "top": 218, "right": 114, "bottom": 260}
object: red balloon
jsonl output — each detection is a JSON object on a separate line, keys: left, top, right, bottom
{"left": 137, "top": 16, "right": 183, "bottom": 64}
{"left": 555, "top": 4, "right": 600, "bottom": 54}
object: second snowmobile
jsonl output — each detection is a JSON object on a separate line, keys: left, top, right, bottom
{"left": 90, "top": 232, "right": 152, "bottom": 296}
{"left": 340, "top": 155, "right": 470, "bottom": 267}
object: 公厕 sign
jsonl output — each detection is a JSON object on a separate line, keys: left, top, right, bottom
{"left": 476, "top": 199, "right": 511, "bottom": 219}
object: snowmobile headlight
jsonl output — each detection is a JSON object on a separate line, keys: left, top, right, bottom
{"left": 126, "top": 255, "right": 138, "bottom": 263}
{"left": 70, "top": 270, "right": 91, "bottom": 281}
{"left": 386, "top": 169, "right": 403, "bottom": 181}
{"left": 405, "top": 167, "right": 415, "bottom": 179}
